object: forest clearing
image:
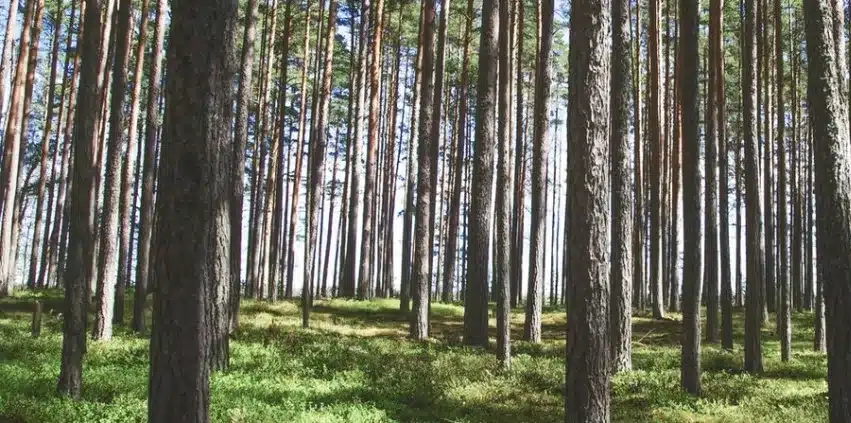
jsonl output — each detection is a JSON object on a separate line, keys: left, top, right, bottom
{"left": 0, "top": 291, "right": 828, "bottom": 422}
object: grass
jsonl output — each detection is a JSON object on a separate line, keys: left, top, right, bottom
{"left": 0, "top": 290, "right": 829, "bottom": 422}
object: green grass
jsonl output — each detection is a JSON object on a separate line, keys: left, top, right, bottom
{"left": 0, "top": 290, "right": 829, "bottom": 422}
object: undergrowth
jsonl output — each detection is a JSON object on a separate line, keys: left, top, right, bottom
{"left": 0, "top": 290, "right": 828, "bottom": 422}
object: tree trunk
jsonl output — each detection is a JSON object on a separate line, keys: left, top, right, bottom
{"left": 633, "top": 0, "right": 645, "bottom": 311}
{"left": 411, "top": 0, "right": 436, "bottom": 341}
{"left": 233, "top": 0, "right": 260, "bottom": 299}
{"left": 343, "top": 0, "right": 370, "bottom": 299}
{"left": 400, "top": 0, "right": 425, "bottom": 310}
{"left": 132, "top": 0, "right": 167, "bottom": 333}
{"left": 57, "top": 0, "right": 104, "bottom": 399}
{"left": 565, "top": 0, "right": 611, "bottom": 415}
{"left": 649, "top": 0, "right": 665, "bottom": 319}
{"left": 93, "top": 0, "right": 135, "bottom": 341}
{"left": 523, "top": 0, "right": 551, "bottom": 343}
{"left": 114, "top": 0, "right": 151, "bottom": 326}
{"left": 28, "top": 0, "right": 64, "bottom": 291}
{"left": 302, "top": 0, "right": 337, "bottom": 327}
{"left": 775, "top": 0, "right": 790, "bottom": 361}
{"left": 0, "top": 0, "right": 19, "bottom": 131}
{"left": 680, "top": 0, "right": 703, "bottom": 395}
{"left": 286, "top": 2, "right": 313, "bottom": 298}
{"left": 704, "top": 0, "right": 720, "bottom": 344}
{"left": 358, "top": 0, "right": 386, "bottom": 300}
{"left": 743, "top": 0, "right": 765, "bottom": 373}
{"left": 803, "top": 0, "right": 851, "bottom": 417}
{"left": 611, "top": 0, "right": 633, "bottom": 373}
{"left": 0, "top": 0, "right": 45, "bottom": 295}
{"left": 511, "top": 0, "right": 526, "bottom": 309}
{"left": 463, "top": 0, "right": 497, "bottom": 346}
{"left": 147, "top": 0, "right": 236, "bottom": 417}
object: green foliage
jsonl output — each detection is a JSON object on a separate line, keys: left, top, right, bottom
{"left": 0, "top": 292, "right": 829, "bottom": 422}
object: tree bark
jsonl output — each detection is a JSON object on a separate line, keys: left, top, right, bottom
{"left": 147, "top": 0, "right": 236, "bottom": 418}
{"left": 28, "top": 0, "right": 64, "bottom": 291}
{"left": 649, "top": 0, "right": 665, "bottom": 319}
{"left": 302, "top": 0, "right": 337, "bottom": 327}
{"left": 93, "top": 0, "right": 135, "bottom": 341}
{"left": 565, "top": 0, "right": 611, "bottom": 415}
{"left": 680, "top": 0, "right": 703, "bottom": 395}
{"left": 463, "top": 0, "right": 497, "bottom": 347}
{"left": 411, "top": 0, "right": 436, "bottom": 341}
{"left": 803, "top": 0, "right": 851, "bottom": 417}
{"left": 114, "top": 0, "right": 151, "bottom": 326}
{"left": 744, "top": 0, "right": 765, "bottom": 373}
{"left": 132, "top": 0, "right": 167, "bottom": 333}
{"left": 611, "top": 0, "right": 633, "bottom": 373}
{"left": 57, "top": 0, "right": 104, "bottom": 399}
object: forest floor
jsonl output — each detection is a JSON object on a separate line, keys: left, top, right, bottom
{"left": 0, "top": 290, "right": 828, "bottom": 422}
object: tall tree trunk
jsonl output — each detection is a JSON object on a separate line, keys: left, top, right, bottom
{"left": 680, "top": 0, "right": 703, "bottom": 395}
{"left": 669, "top": 15, "right": 681, "bottom": 313}
{"left": 93, "top": 0, "right": 135, "bottom": 341}
{"left": 718, "top": 0, "right": 732, "bottom": 351}
{"left": 463, "top": 0, "right": 496, "bottom": 346}
{"left": 41, "top": 0, "right": 78, "bottom": 289}
{"left": 411, "top": 0, "right": 437, "bottom": 341}
{"left": 803, "top": 0, "right": 851, "bottom": 417}
{"left": 359, "top": 0, "right": 386, "bottom": 300}
{"left": 511, "top": 0, "right": 526, "bottom": 309}
{"left": 743, "top": 0, "right": 765, "bottom": 373}
{"left": 494, "top": 0, "right": 512, "bottom": 368}
{"left": 0, "top": 0, "right": 45, "bottom": 295}
{"left": 523, "top": 0, "right": 551, "bottom": 343}
{"left": 147, "top": 0, "right": 237, "bottom": 417}
{"left": 28, "top": 0, "right": 64, "bottom": 290}
{"left": 762, "top": 0, "right": 776, "bottom": 318}
{"left": 343, "top": 0, "right": 370, "bottom": 299}
{"left": 132, "top": 0, "right": 167, "bottom": 333}
{"left": 115, "top": 0, "right": 151, "bottom": 325}
{"left": 565, "top": 0, "right": 611, "bottom": 415}
{"left": 633, "top": 0, "right": 645, "bottom": 311}
{"left": 649, "top": 0, "right": 665, "bottom": 319}
{"left": 611, "top": 0, "right": 633, "bottom": 373}
{"left": 233, "top": 0, "right": 260, "bottom": 299}
{"left": 286, "top": 2, "right": 313, "bottom": 298}
{"left": 303, "top": 0, "right": 337, "bottom": 327}
{"left": 400, "top": 0, "right": 425, "bottom": 310}
{"left": 776, "top": 0, "right": 790, "bottom": 362}
{"left": 705, "top": 0, "right": 720, "bottom": 344}
{"left": 443, "top": 0, "right": 472, "bottom": 305}
{"left": 57, "top": 0, "right": 104, "bottom": 399}
{"left": 0, "top": 0, "right": 19, "bottom": 129}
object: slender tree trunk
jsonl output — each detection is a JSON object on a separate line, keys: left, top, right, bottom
{"left": 114, "top": 0, "right": 151, "bottom": 325}
{"left": 611, "top": 0, "right": 633, "bottom": 373}
{"left": 775, "top": 0, "right": 790, "bottom": 361}
{"left": 704, "top": 0, "right": 721, "bottom": 344}
{"left": 511, "top": 0, "right": 526, "bottom": 309}
{"left": 494, "top": 0, "right": 512, "bottom": 368}
{"left": 633, "top": 0, "right": 645, "bottom": 311}
{"left": 649, "top": 0, "right": 665, "bottom": 319}
{"left": 0, "top": 0, "right": 45, "bottom": 295}
{"left": 524, "top": 0, "right": 552, "bottom": 343}
{"left": 400, "top": 0, "right": 425, "bottom": 310}
{"left": 57, "top": 0, "right": 104, "bottom": 399}
{"left": 233, "top": 0, "right": 260, "bottom": 300}
{"left": 680, "top": 0, "right": 703, "bottom": 395}
{"left": 464, "top": 0, "right": 498, "bottom": 346}
{"left": 762, "top": 0, "right": 776, "bottom": 318}
{"left": 132, "top": 0, "right": 167, "bottom": 333}
{"left": 0, "top": 0, "right": 19, "bottom": 129}
{"left": 411, "top": 0, "right": 437, "bottom": 341}
{"left": 28, "top": 0, "right": 64, "bottom": 290}
{"left": 743, "top": 0, "right": 765, "bottom": 373}
{"left": 286, "top": 3, "right": 313, "bottom": 298}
